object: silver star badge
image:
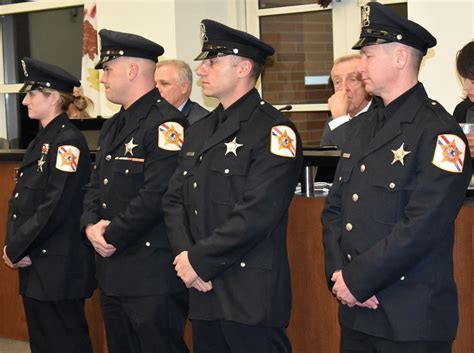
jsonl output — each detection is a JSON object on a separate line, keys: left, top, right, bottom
{"left": 391, "top": 143, "right": 411, "bottom": 165}
{"left": 124, "top": 137, "right": 138, "bottom": 156}
{"left": 37, "top": 156, "right": 46, "bottom": 172}
{"left": 224, "top": 137, "right": 243, "bottom": 156}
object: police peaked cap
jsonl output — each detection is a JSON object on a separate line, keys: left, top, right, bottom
{"left": 352, "top": 2, "right": 436, "bottom": 55}
{"left": 20, "top": 57, "right": 80, "bottom": 93}
{"left": 95, "top": 29, "right": 164, "bottom": 69}
{"left": 195, "top": 19, "right": 275, "bottom": 64}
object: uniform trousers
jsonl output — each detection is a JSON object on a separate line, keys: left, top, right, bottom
{"left": 100, "top": 291, "right": 189, "bottom": 353}
{"left": 22, "top": 296, "right": 92, "bottom": 353}
{"left": 192, "top": 319, "right": 291, "bottom": 353}
{"left": 340, "top": 326, "right": 453, "bottom": 353}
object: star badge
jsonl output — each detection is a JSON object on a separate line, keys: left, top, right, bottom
{"left": 37, "top": 156, "right": 46, "bottom": 172}
{"left": 224, "top": 137, "right": 243, "bottom": 156}
{"left": 391, "top": 143, "right": 411, "bottom": 165}
{"left": 124, "top": 137, "right": 138, "bottom": 156}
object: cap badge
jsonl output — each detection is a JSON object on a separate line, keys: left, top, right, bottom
{"left": 391, "top": 143, "right": 411, "bottom": 166}
{"left": 361, "top": 5, "right": 371, "bottom": 27}
{"left": 224, "top": 137, "right": 243, "bottom": 156}
{"left": 124, "top": 137, "right": 139, "bottom": 156}
{"left": 21, "top": 60, "right": 28, "bottom": 77}
{"left": 200, "top": 23, "right": 208, "bottom": 45}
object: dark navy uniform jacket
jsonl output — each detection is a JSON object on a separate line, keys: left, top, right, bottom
{"left": 163, "top": 88, "right": 303, "bottom": 327}
{"left": 81, "top": 88, "right": 188, "bottom": 296}
{"left": 6, "top": 113, "right": 96, "bottom": 301}
{"left": 322, "top": 83, "right": 472, "bottom": 341}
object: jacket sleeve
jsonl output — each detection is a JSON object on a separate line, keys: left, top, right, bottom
{"left": 343, "top": 124, "right": 472, "bottom": 302}
{"left": 188, "top": 123, "right": 303, "bottom": 281}
{"left": 6, "top": 138, "right": 89, "bottom": 263}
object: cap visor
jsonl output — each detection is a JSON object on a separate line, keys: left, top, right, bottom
{"left": 352, "top": 36, "right": 391, "bottom": 50}
{"left": 19, "top": 83, "right": 32, "bottom": 93}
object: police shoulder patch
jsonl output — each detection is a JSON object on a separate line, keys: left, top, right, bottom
{"left": 270, "top": 125, "right": 297, "bottom": 158}
{"left": 432, "top": 134, "right": 465, "bottom": 173}
{"left": 56, "top": 145, "right": 80, "bottom": 172}
{"left": 158, "top": 121, "right": 184, "bottom": 151}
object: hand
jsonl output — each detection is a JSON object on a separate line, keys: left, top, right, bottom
{"left": 16, "top": 255, "right": 32, "bottom": 268}
{"left": 331, "top": 270, "right": 357, "bottom": 307}
{"left": 355, "top": 295, "right": 379, "bottom": 309}
{"left": 85, "top": 220, "right": 116, "bottom": 257}
{"left": 191, "top": 277, "right": 213, "bottom": 292}
{"left": 328, "top": 90, "right": 350, "bottom": 118}
{"left": 173, "top": 251, "right": 199, "bottom": 287}
{"left": 3, "top": 246, "right": 15, "bottom": 268}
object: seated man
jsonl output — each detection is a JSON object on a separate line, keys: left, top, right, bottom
{"left": 321, "top": 54, "right": 373, "bottom": 147}
{"left": 155, "top": 59, "right": 209, "bottom": 125}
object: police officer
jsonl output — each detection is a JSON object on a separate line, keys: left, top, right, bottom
{"left": 163, "top": 19, "right": 303, "bottom": 353}
{"left": 3, "top": 58, "right": 95, "bottom": 353}
{"left": 322, "top": 3, "right": 472, "bottom": 353}
{"left": 80, "top": 29, "right": 188, "bottom": 353}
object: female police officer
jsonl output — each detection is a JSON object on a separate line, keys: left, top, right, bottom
{"left": 2, "top": 58, "right": 95, "bottom": 353}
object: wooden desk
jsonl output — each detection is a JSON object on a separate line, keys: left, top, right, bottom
{"left": 1, "top": 158, "right": 473, "bottom": 352}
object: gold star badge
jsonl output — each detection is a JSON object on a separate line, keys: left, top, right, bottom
{"left": 37, "top": 156, "right": 46, "bottom": 172}
{"left": 224, "top": 137, "right": 243, "bottom": 156}
{"left": 124, "top": 137, "right": 138, "bottom": 156}
{"left": 391, "top": 143, "right": 411, "bottom": 165}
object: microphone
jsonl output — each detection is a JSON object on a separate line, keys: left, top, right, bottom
{"left": 279, "top": 105, "right": 293, "bottom": 112}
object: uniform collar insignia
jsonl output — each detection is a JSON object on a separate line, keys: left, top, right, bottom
{"left": 391, "top": 143, "right": 411, "bottom": 165}
{"left": 225, "top": 137, "right": 243, "bottom": 156}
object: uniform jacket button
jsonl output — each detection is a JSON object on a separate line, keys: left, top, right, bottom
{"left": 19, "top": 172, "right": 24, "bottom": 177}
{"left": 12, "top": 214, "right": 17, "bottom": 220}
{"left": 360, "top": 164, "right": 366, "bottom": 173}
{"left": 104, "top": 178, "right": 109, "bottom": 185}
{"left": 352, "top": 194, "right": 359, "bottom": 202}
{"left": 224, "top": 169, "right": 230, "bottom": 174}
{"left": 199, "top": 156, "right": 203, "bottom": 161}
{"left": 194, "top": 209, "right": 198, "bottom": 215}
{"left": 102, "top": 203, "right": 107, "bottom": 209}
{"left": 347, "top": 254, "right": 352, "bottom": 261}
{"left": 106, "top": 155, "right": 112, "bottom": 161}
{"left": 345, "top": 223, "right": 353, "bottom": 231}
{"left": 42, "top": 249, "right": 47, "bottom": 254}
{"left": 389, "top": 182, "right": 396, "bottom": 189}
{"left": 125, "top": 169, "right": 129, "bottom": 174}
{"left": 183, "top": 170, "right": 188, "bottom": 176}
{"left": 400, "top": 276, "right": 405, "bottom": 281}
{"left": 193, "top": 182, "right": 198, "bottom": 189}
{"left": 14, "top": 193, "right": 19, "bottom": 198}
{"left": 145, "top": 241, "right": 151, "bottom": 247}
{"left": 240, "top": 262, "right": 246, "bottom": 268}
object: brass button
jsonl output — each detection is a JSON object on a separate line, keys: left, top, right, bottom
{"left": 193, "top": 182, "right": 198, "bottom": 189}
{"left": 14, "top": 193, "right": 19, "bottom": 199}
{"left": 102, "top": 203, "right": 107, "bottom": 209}
{"left": 42, "top": 249, "right": 47, "bottom": 254}
{"left": 347, "top": 254, "right": 352, "bottom": 261}
{"left": 400, "top": 276, "right": 405, "bottom": 281}
{"left": 104, "top": 178, "right": 109, "bottom": 185}
{"left": 145, "top": 241, "right": 151, "bottom": 247}
{"left": 352, "top": 194, "right": 359, "bottom": 202}
{"left": 389, "top": 182, "right": 396, "bottom": 189}
{"left": 224, "top": 169, "right": 230, "bottom": 174}
{"left": 183, "top": 170, "right": 188, "bottom": 176}
{"left": 125, "top": 169, "right": 129, "bottom": 174}
{"left": 199, "top": 156, "right": 203, "bottom": 161}
{"left": 12, "top": 214, "right": 17, "bottom": 220}
{"left": 194, "top": 209, "right": 198, "bottom": 215}
{"left": 360, "top": 164, "right": 366, "bottom": 173}
{"left": 338, "top": 176, "right": 342, "bottom": 181}
{"left": 345, "top": 223, "right": 353, "bottom": 231}
{"left": 106, "top": 155, "right": 112, "bottom": 161}
{"left": 240, "top": 262, "right": 246, "bottom": 267}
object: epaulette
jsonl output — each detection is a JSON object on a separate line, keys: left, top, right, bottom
{"left": 257, "top": 99, "right": 283, "bottom": 121}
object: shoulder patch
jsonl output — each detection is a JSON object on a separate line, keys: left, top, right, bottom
{"left": 270, "top": 125, "right": 297, "bottom": 158}
{"left": 56, "top": 145, "right": 80, "bottom": 172}
{"left": 432, "top": 134, "right": 465, "bottom": 173}
{"left": 158, "top": 121, "right": 184, "bottom": 151}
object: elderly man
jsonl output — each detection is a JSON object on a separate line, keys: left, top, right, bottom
{"left": 81, "top": 29, "right": 189, "bottom": 353}
{"left": 322, "top": 3, "right": 471, "bottom": 353}
{"left": 321, "top": 54, "right": 372, "bottom": 147}
{"left": 155, "top": 59, "right": 208, "bottom": 125}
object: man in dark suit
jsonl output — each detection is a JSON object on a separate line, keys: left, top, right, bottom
{"left": 155, "top": 59, "right": 209, "bottom": 125}
{"left": 321, "top": 54, "right": 372, "bottom": 147}
{"left": 322, "top": 3, "right": 472, "bottom": 353}
{"left": 163, "top": 19, "right": 303, "bottom": 353}
{"left": 3, "top": 58, "right": 95, "bottom": 353}
{"left": 80, "top": 29, "right": 189, "bottom": 353}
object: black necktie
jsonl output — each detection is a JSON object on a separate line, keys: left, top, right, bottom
{"left": 374, "top": 109, "right": 387, "bottom": 136}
